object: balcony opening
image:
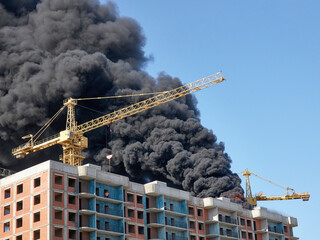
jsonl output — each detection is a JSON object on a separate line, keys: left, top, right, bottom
{"left": 4, "top": 205, "right": 10, "bottom": 215}
{"left": 16, "top": 218, "right": 23, "bottom": 228}
{"left": 128, "top": 209, "right": 134, "bottom": 218}
{"left": 34, "top": 229, "right": 40, "bottom": 239}
{"left": 17, "top": 184, "right": 23, "bottom": 194}
{"left": 171, "top": 218, "right": 174, "bottom": 226}
{"left": 240, "top": 218, "right": 245, "bottom": 225}
{"left": 146, "top": 197, "right": 150, "bottom": 208}
{"left": 247, "top": 219, "right": 251, "bottom": 227}
{"left": 188, "top": 207, "right": 194, "bottom": 215}
{"left": 169, "top": 203, "right": 174, "bottom": 211}
{"left": 138, "top": 226, "right": 144, "bottom": 235}
{"left": 34, "top": 177, "right": 41, "bottom": 188}
{"left": 104, "top": 189, "right": 109, "bottom": 198}
{"left": 127, "top": 193, "right": 134, "bottom": 202}
{"left": 105, "top": 221, "right": 109, "bottom": 231}
{"left": 97, "top": 220, "right": 101, "bottom": 229}
{"left": 34, "top": 212, "right": 40, "bottom": 222}
{"left": 69, "top": 229, "right": 76, "bottom": 239}
{"left": 138, "top": 211, "right": 143, "bottom": 219}
{"left": 69, "top": 212, "right": 76, "bottom": 223}
{"left": 137, "top": 195, "right": 143, "bottom": 204}
{"left": 104, "top": 205, "right": 109, "bottom": 214}
{"left": 34, "top": 194, "right": 41, "bottom": 205}
{"left": 189, "top": 221, "right": 195, "bottom": 229}
{"left": 129, "top": 224, "right": 135, "bottom": 233}
{"left": 5, "top": 188, "right": 10, "bottom": 198}
{"left": 55, "top": 192, "right": 63, "bottom": 202}
{"left": 172, "top": 233, "right": 176, "bottom": 240}
{"left": 4, "top": 222, "right": 10, "bottom": 232}
{"left": 55, "top": 209, "right": 63, "bottom": 220}
{"left": 68, "top": 195, "right": 76, "bottom": 204}
{"left": 96, "top": 203, "right": 100, "bottom": 212}
{"left": 55, "top": 228, "right": 62, "bottom": 237}
{"left": 55, "top": 174, "right": 63, "bottom": 185}
{"left": 17, "top": 201, "right": 23, "bottom": 211}
{"left": 68, "top": 178, "right": 76, "bottom": 188}
{"left": 198, "top": 222, "right": 203, "bottom": 230}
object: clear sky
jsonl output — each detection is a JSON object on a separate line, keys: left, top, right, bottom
{"left": 106, "top": 1, "right": 319, "bottom": 239}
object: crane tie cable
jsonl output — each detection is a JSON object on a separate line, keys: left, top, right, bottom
{"left": 77, "top": 104, "right": 109, "bottom": 116}
{"left": 76, "top": 91, "right": 169, "bottom": 101}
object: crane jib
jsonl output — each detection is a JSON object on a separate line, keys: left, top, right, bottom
{"left": 12, "top": 72, "right": 225, "bottom": 166}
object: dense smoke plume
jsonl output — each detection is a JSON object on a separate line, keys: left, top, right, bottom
{"left": 0, "top": 0, "right": 245, "bottom": 201}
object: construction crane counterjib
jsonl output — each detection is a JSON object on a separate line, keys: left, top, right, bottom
{"left": 12, "top": 72, "right": 225, "bottom": 166}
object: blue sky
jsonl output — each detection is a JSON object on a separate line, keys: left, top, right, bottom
{"left": 107, "top": 1, "right": 319, "bottom": 238}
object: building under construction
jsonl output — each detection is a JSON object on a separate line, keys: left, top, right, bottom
{"left": 0, "top": 160, "right": 299, "bottom": 240}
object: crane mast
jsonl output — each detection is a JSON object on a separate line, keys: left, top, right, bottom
{"left": 12, "top": 72, "right": 225, "bottom": 166}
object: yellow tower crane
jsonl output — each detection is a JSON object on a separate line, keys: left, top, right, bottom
{"left": 12, "top": 72, "right": 225, "bottom": 166}
{"left": 241, "top": 170, "right": 310, "bottom": 206}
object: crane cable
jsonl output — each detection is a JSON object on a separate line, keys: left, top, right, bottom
{"left": 76, "top": 91, "right": 169, "bottom": 101}
{"left": 26, "top": 91, "right": 171, "bottom": 144}
{"left": 239, "top": 170, "right": 295, "bottom": 195}
{"left": 250, "top": 172, "right": 295, "bottom": 194}
{"left": 77, "top": 104, "right": 108, "bottom": 116}
{"left": 32, "top": 106, "right": 66, "bottom": 143}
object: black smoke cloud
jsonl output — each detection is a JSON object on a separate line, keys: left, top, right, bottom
{"left": 0, "top": 0, "right": 245, "bottom": 202}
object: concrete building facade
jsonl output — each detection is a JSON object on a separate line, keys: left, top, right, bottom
{"left": 0, "top": 160, "right": 299, "bottom": 240}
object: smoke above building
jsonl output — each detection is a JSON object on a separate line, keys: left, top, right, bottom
{"left": 0, "top": 0, "right": 245, "bottom": 202}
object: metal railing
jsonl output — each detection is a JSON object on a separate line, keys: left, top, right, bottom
{"left": 166, "top": 236, "right": 188, "bottom": 240}
{"left": 97, "top": 207, "right": 122, "bottom": 217}
{"left": 147, "top": 219, "right": 164, "bottom": 225}
{"left": 219, "top": 216, "right": 237, "bottom": 225}
{"left": 219, "top": 229, "right": 238, "bottom": 238}
{"left": 164, "top": 206, "right": 186, "bottom": 215}
{"left": 166, "top": 220, "right": 187, "bottom": 229}
{"left": 97, "top": 222, "right": 123, "bottom": 233}
{"left": 268, "top": 226, "right": 284, "bottom": 234}
{"left": 12, "top": 133, "right": 60, "bottom": 152}
{"left": 96, "top": 191, "right": 122, "bottom": 201}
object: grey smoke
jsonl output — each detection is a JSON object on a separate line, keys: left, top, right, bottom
{"left": 0, "top": 0, "right": 245, "bottom": 203}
